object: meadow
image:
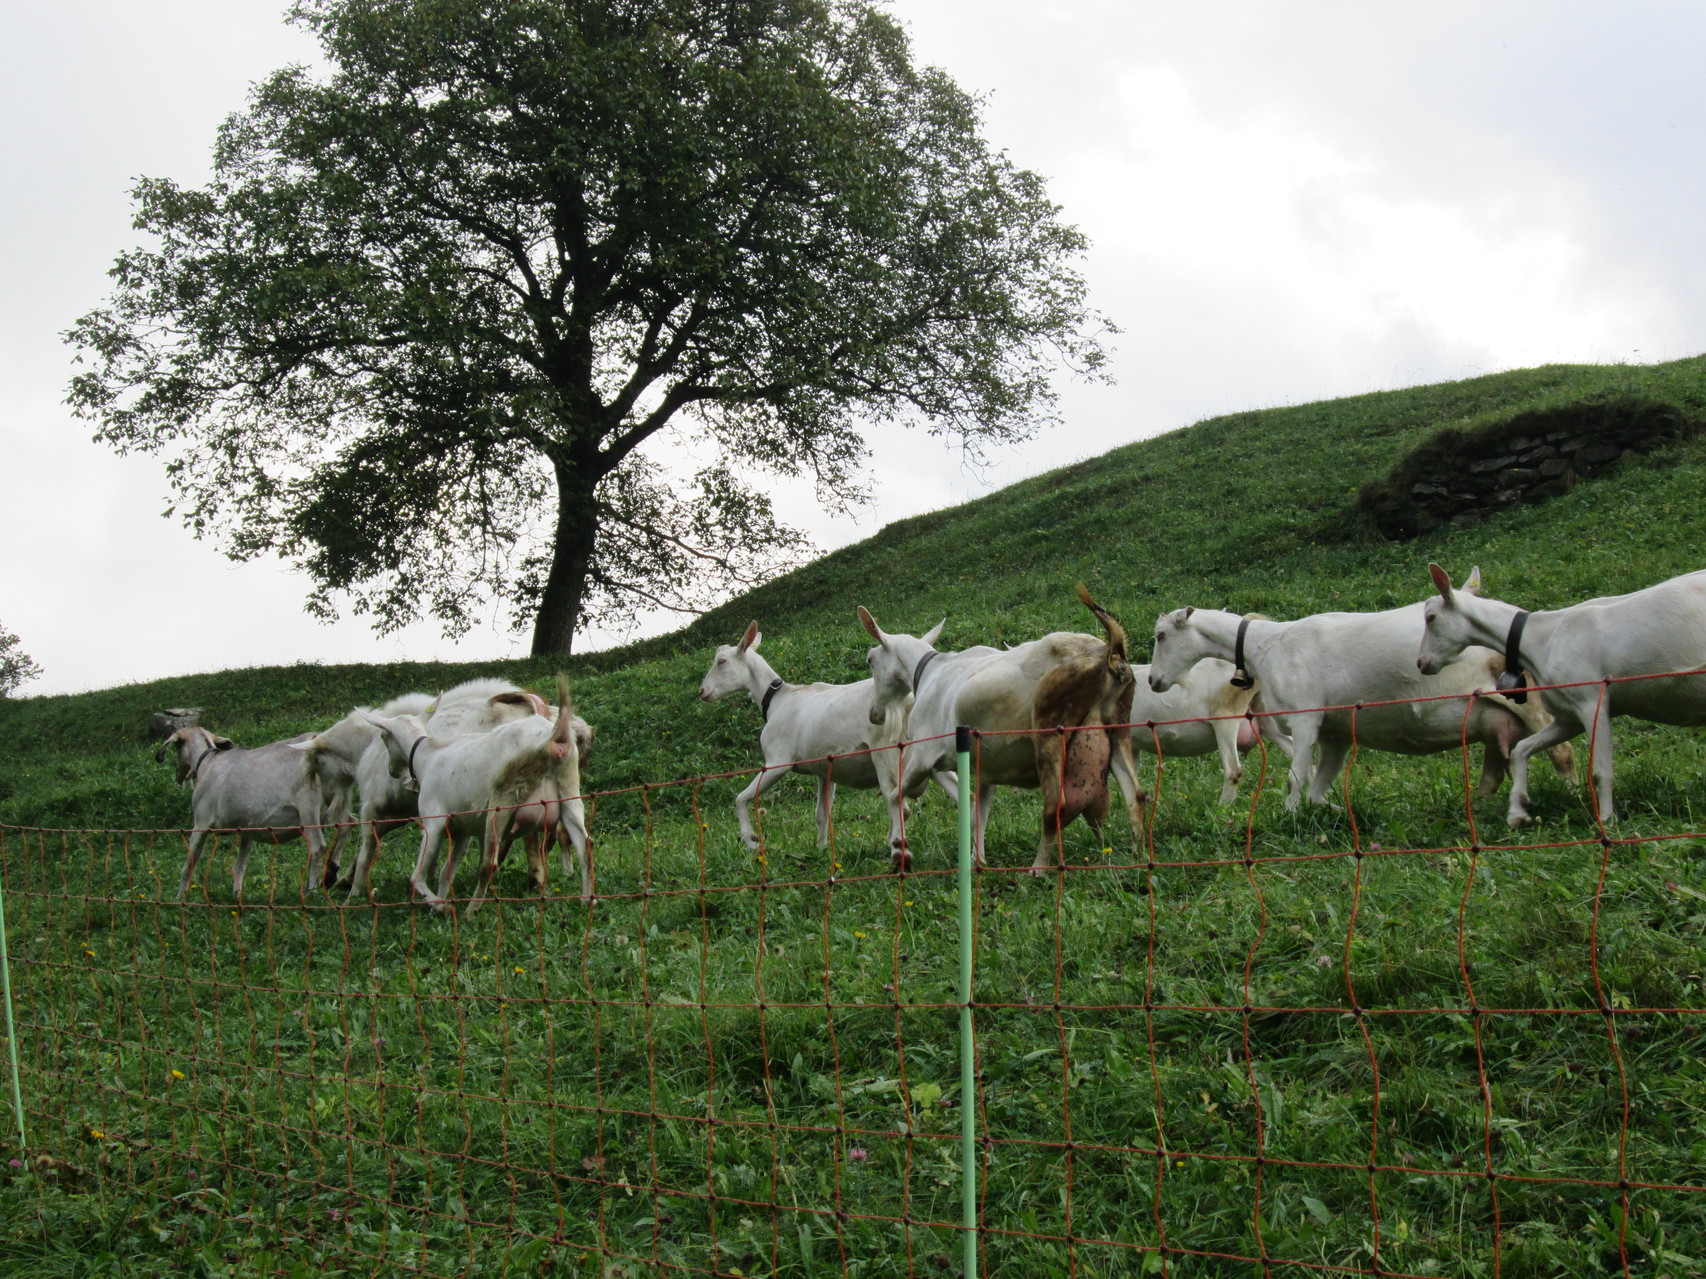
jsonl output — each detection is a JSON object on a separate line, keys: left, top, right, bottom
{"left": 3, "top": 356, "right": 1706, "bottom": 1277}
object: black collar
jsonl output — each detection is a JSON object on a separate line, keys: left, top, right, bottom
{"left": 1496, "top": 611, "right": 1531, "bottom": 704}
{"left": 759, "top": 677, "right": 785, "bottom": 721}
{"left": 407, "top": 734, "right": 428, "bottom": 783}
{"left": 1230, "top": 618, "right": 1255, "bottom": 690}
{"left": 187, "top": 744, "right": 219, "bottom": 784}
{"left": 912, "top": 649, "right": 939, "bottom": 695}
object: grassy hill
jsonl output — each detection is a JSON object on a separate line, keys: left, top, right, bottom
{"left": 4, "top": 355, "right": 1706, "bottom": 1278}
{"left": 7, "top": 353, "right": 1706, "bottom": 829}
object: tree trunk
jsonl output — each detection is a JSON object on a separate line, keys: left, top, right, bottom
{"left": 530, "top": 461, "right": 600, "bottom": 656}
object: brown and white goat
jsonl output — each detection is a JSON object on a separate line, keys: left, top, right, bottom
{"left": 860, "top": 585, "right": 1148, "bottom": 872}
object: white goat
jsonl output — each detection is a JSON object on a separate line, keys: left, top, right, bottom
{"left": 1149, "top": 576, "right": 1573, "bottom": 810}
{"left": 1127, "top": 659, "right": 1290, "bottom": 804}
{"left": 362, "top": 677, "right": 591, "bottom": 911}
{"left": 293, "top": 680, "right": 572, "bottom": 901}
{"left": 157, "top": 726, "right": 345, "bottom": 900}
{"left": 1419, "top": 562, "right": 1706, "bottom": 826}
{"left": 859, "top": 588, "right": 1147, "bottom": 872}
{"left": 290, "top": 692, "right": 433, "bottom": 897}
{"left": 421, "top": 679, "right": 592, "bottom": 894}
{"left": 699, "top": 622, "right": 948, "bottom": 849}
{"left": 424, "top": 678, "right": 550, "bottom": 736}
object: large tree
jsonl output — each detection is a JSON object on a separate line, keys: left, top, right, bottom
{"left": 69, "top": 0, "right": 1110, "bottom": 654}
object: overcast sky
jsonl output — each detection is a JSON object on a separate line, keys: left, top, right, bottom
{"left": 4, "top": 1, "right": 1703, "bottom": 696}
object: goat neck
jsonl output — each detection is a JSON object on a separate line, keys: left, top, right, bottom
{"left": 358, "top": 711, "right": 428, "bottom": 782}
{"left": 1151, "top": 608, "right": 1280, "bottom": 694}
{"left": 891, "top": 633, "right": 939, "bottom": 690}
{"left": 1419, "top": 588, "right": 1527, "bottom": 676}
{"left": 1174, "top": 610, "right": 1271, "bottom": 669}
{"left": 739, "top": 648, "right": 790, "bottom": 713}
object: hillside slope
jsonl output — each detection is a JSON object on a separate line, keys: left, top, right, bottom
{"left": 7, "top": 356, "right": 1706, "bottom": 1279}
{"left": 5, "top": 353, "right": 1706, "bottom": 829}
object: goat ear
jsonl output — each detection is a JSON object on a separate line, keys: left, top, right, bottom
{"left": 154, "top": 737, "right": 176, "bottom": 764}
{"left": 1463, "top": 565, "right": 1483, "bottom": 596}
{"left": 288, "top": 738, "right": 317, "bottom": 752}
{"left": 738, "top": 621, "right": 759, "bottom": 652}
{"left": 1177, "top": 607, "right": 1194, "bottom": 627}
{"left": 857, "top": 605, "right": 886, "bottom": 647}
{"left": 921, "top": 618, "right": 945, "bottom": 647}
{"left": 212, "top": 736, "right": 236, "bottom": 751}
{"left": 1428, "top": 562, "right": 1455, "bottom": 602}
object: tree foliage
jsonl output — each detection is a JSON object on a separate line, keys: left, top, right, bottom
{"left": 0, "top": 621, "right": 42, "bottom": 697}
{"left": 68, "top": 0, "right": 1111, "bottom": 653}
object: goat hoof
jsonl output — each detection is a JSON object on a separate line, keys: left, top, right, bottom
{"left": 889, "top": 848, "right": 913, "bottom": 872}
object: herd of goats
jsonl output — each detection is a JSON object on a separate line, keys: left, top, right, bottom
{"left": 152, "top": 562, "right": 1706, "bottom": 906}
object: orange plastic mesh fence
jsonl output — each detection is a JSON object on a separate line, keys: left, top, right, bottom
{"left": 2, "top": 675, "right": 1703, "bottom": 1277}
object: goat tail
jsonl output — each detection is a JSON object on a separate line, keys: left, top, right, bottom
{"left": 549, "top": 674, "right": 585, "bottom": 812}
{"left": 550, "top": 674, "right": 577, "bottom": 749}
{"left": 1075, "top": 582, "right": 1131, "bottom": 672}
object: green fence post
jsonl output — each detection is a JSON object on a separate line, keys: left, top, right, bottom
{"left": 0, "top": 836, "right": 26, "bottom": 1156}
{"left": 956, "top": 726, "right": 978, "bottom": 1279}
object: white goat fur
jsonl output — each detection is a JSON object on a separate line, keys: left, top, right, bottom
{"left": 1127, "top": 659, "right": 1291, "bottom": 804}
{"left": 699, "top": 622, "right": 946, "bottom": 849}
{"left": 157, "top": 726, "right": 346, "bottom": 900}
{"left": 1420, "top": 563, "right": 1706, "bottom": 826}
{"left": 363, "top": 678, "right": 591, "bottom": 911}
{"left": 1149, "top": 579, "right": 1574, "bottom": 810}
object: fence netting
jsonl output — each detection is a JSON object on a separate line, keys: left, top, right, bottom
{"left": 3, "top": 678, "right": 1704, "bottom": 1277}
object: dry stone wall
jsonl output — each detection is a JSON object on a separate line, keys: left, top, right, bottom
{"left": 1358, "top": 396, "right": 1689, "bottom": 540}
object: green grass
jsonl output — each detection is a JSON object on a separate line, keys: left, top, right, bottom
{"left": 5, "top": 355, "right": 1706, "bottom": 1277}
